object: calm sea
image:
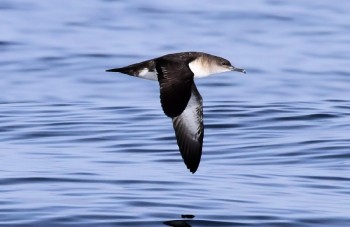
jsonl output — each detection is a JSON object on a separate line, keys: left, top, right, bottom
{"left": 1, "top": 0, "right": 349, "bottom": 226}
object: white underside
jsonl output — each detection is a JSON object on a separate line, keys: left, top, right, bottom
{"left": 138, "top": 68, "right": 157, "bottom": 80}
{"left": 177, "top": 89, "right": 202, "bottom": 137}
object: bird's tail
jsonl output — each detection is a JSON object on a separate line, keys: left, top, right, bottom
{"left": 106, "top": 60, "right": 155, "bottom": 77}
{"left": 106, "top": 67, "right": 134, "bottom": 75}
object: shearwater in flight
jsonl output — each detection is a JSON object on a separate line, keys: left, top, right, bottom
{"left": 106, "top": 52, "right": 245, "bottom": 173}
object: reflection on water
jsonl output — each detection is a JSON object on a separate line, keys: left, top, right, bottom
{"left": 164, "top": 220, "right": 191, "bottom": 227}
{"left": 164, "top": 215, "right": 194, "bottom": 227}
{"left": 1, "top": 0, "right": 350, "bottom": 226}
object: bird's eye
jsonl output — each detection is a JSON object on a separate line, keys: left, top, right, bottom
{"left": 221, "top": 62, "right": 227, "bottom": 65}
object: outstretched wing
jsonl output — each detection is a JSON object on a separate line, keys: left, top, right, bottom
{"left": 172, "top": 83, "right": 204, "bottom": 173}
{"left": 156, "top": 59, "right": 194, "bottom": 118}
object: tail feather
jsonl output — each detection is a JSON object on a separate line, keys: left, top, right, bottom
{"left": 106, "top": 67, "right": 132, "bottom": 75}
{"left": 106, "top": 60, "right": 155, "bottom": 77}
{"left": 106, "top": 68, "right": 120, "bottom": 72}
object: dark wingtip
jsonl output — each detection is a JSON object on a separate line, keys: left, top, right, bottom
{"left": 189, "top": 166, "right": 198, "bottom": 174}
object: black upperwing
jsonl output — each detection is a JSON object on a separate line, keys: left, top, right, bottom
{"left": 155, "top": 58, "right": 204, "bottom": 173}
{"left": 155, "top": 58, "right": 194, "bottom": 118}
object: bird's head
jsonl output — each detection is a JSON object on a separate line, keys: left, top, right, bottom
{"left": 212, "top": 57, "right": 246, "bottom": 74}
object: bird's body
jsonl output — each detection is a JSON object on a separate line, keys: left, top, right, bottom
{"left": 106, "top": 52, "right": 245, "bottom": 173}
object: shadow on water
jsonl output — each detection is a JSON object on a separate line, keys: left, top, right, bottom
{"left": 163, "top": 214, "right": 194, "bottom": 227}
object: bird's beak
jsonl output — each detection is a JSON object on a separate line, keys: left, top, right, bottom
{"left": 229, "top": 66, "right": 246, "bottom": 74}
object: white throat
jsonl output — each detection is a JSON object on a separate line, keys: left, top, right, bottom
{"left": 188, "top": 58, "right": 212, "bottom": 78}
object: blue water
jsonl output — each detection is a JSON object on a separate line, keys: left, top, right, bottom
{"left": 1, "top": 0, "right": 350, "bottom": 226}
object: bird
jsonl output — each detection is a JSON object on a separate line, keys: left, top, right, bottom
{"left": 106, "top": 52, "right": 245, "bottom": 173}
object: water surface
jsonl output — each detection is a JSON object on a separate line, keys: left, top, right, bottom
{"left": 1, "top": 0, "right": 350, "bottom": 226}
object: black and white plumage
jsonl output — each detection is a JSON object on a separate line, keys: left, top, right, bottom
{"left": 106, "top": 52, "right": 245, "bottom": 173}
